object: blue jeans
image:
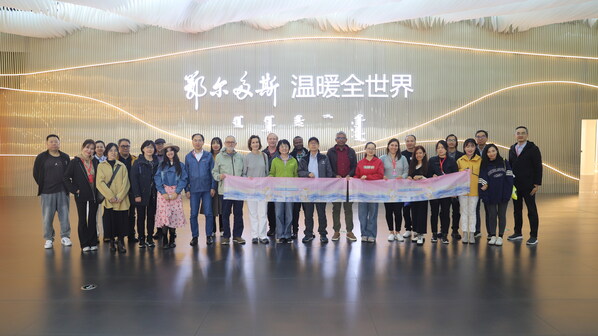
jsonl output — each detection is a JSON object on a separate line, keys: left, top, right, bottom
{"left": 358, "top": 202, "right": 378, "bottom": 238}
{"left": 189, "top": 191, "right": 214, "bottom": 238}
{"left": 222, "top": 199, "right": 244, "bottom": 238}
{"left": 275, "top": 202, "right": 293, "bottom": 239}
{"left": 41, "top": 192, "right": 70, "bottom": 240}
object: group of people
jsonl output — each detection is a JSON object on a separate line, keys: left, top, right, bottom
{"left": 34, "top": 126, "right": 542, "bottom": 253}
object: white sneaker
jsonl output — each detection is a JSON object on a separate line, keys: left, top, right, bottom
{"left": 489, "top": 236, "right": 497, "bottom": 245}
{"left": 396, "top": 233, "right": 405, "bottom": 242}
{"left": 90, "top": 245, "right": 98, "bottom": 251}
{"left": 403, "top": 230, "right": 412, "bottom": 238}
{"left": 82, "top": 246, "right": 91, "bottom": 252}
{"left": 61, "top": 237, "right": 72, "bottom": 246}
{"left": 361, "top": 236, "right": 368, "bottom": 242}
{"left": 417, "top": 235, "right": 424, "bottom": 245}
{"left": 44, "top": 240, "right": 53, "bottom": 249}
{"left": 411, "top": 233, "right": 418, "bottom": 242}
{"left": 495, "top": 237, "right": 503, "bottom": 246}
{"left": 387, "top": 234, "right": 395, "bottom": 242}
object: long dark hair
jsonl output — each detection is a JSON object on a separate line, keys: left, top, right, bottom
{"left": 161, "top": 147, "right": 182, "bottom": 176}
{"left": 210, "top": 137, "right": 222, "bottom": 156}
{"left": 408, "top": 145, "right": 428, "bottom": 176}
{"left": 481, "top": 144, "right": 504, "bottom": 169}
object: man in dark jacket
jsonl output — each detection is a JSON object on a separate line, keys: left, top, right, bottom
{"left": 326, "top": 131, "right": 358, "bottom": 242}
{"left": 508, "top": 126, "right": 542, "bottom": 245}
{"left": 298, "top": 137, "right": 334, "bottom": 243}
{"left": 118, "top": 138, "right": 138, "bottom": 242}
{"left": 33, "top": 134, "right": 71, "bottom": 249}
{"left": 290, "top": 136, "right": 309, "bottom": 239}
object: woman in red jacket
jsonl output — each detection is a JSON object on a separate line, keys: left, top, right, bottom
{"left": 355, "top": 142, "right": 384, "bottom": 243}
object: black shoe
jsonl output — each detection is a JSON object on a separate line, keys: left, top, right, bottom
{"left": 252, "top": 238, "right": 259, "bottom": 244}
{"left": 138, "top": 237, "right": 147, "bottom": 248}
{"left": 146, "top": 238, "right": 155, "bottom": 248}
{"left": 109, "top": 239, "right": 116, "bottom": 252}
{"left": 291, "top": 233, "right": 298, "bottom": 240}
{"left": 302, "top": 235, "right": 314, "bottom": 243}
{"left": 103, "top": 237, "right": 111, "bottom": 243}
{"left": 508, "top": 233, "right": 523, "bottom": 241}
{"left": 207, "top": 236, "right": 214, "bottom": 245}
{"left": 320, "top": 236, "right": 329, "bottom": 244}
{"left": 526, "top": 237, "right": 538, "bottom": 245}
{"left": 441, "top": 236, "right": 449, "bottom": 244}
{"left": 153, "top": 228, "right": 162, "bottom": 239}
{"left": 267, "top": 229, "right": 275, "bottom": 237}
{"left": 128, "top": 235, "right": 138, "bottom": 243}
{"left": 451, "top": 231, "right": 461, "bottom": 240}
{"left": 168, "top": 229, "right": 176, "bottom": 248}
{"left": 431, "top": 233, "right": 438, "bottom": 243}
{"left": 190, "top": 237, "right": 198, "bottom": 246}
{"left": 117, "top": 239, "right": 126, "bottom": 253}
{"left": 279, "top": 238, "right": 287, "bottom": 244}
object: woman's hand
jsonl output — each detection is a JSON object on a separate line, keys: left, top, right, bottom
{"left": 109, "top": 197, "right": 117, "bottom": 203}
{"left": 481, "top": 185, "right": 488, "bottom": 191}
{"left": 161, "top": 193, "right": 170, "bottom": 200}
{"left": 135, "top": 197, "right": 142, "bottom": 203}
{"left": 396, "top": 176, "right": 403, "bottom": 180}
{"left": 361, "top": 175, "right": 367, "bottom": 180}
{"left": 308, "top": 173, "right": 315, "bottom": 178}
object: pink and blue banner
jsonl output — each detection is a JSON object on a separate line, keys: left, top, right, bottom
{"left": 349, "top": 170, "right": 471, "bottom": 202}
{"left": 223, "top": 176, "right": 347, "bottom": 202}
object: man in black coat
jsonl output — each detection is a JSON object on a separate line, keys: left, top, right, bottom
{"left": 508, "top": 126, "right": 542, "bottom": 245}
{"left": 33, "top": 134, "right": 71, "bottom": 249}
{"left": 298, "top": 137, "right": 334, "bottom": 243}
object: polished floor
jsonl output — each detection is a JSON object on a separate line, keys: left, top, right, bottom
{"left": 1, "top": 187, "right": 598, "bottom": 335}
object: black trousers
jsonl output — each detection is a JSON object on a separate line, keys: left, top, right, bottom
{"left": 136, "top": 199, "right": 156, "bottom": 239}
{"left": 403, "top": 203, "right": 413, "bottom": 231}
{"left": 486, "top": 201, "right": 508, "bottom": 236}
{"left": 513, "top": 187, "right": 539, "bottom": 237}
{"left": 430, "top": 198, "right": 451, "bottom": 235}
{"left": 384, "top": 202, "right": 403, "bottom": 231}
{"left": 128, "top": 195, "right": 136, "bottom": 238}
{"left": 475, "top": 198, "right": 489, "bottom": 234}
{"left": 75, "top": 198, "right": 99, "bottom": 248}
{"left": 291, "top": 202, "right": 305, "bottom": 234}
{"left": 267, "top": 202, "right": 276, "bottom": 233}
{"left": 411, "top": 201, "right": 428, "bottom": 234}
{"left": 449, "top": 197, "right": 461, "bottom": 232}
{"left": 303, "top": 202, "right": 327, "bottom": 236}
{"left": 212, "top": 215, "right": 223, "bottom": 233}
{"left": 103, "top": 208, "right": 129, "bottom": 239}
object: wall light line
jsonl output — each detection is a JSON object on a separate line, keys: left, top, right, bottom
{"left": 1, "top": 36, "right": 597, "bottom": 77}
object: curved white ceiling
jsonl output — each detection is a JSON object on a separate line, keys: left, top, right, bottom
{"left": 1, "top": 0, "right": 597, "bottom": 38}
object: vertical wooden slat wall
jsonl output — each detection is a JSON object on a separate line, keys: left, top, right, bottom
{"left": 1, "top": 21, "right": 597, "bottom": 196}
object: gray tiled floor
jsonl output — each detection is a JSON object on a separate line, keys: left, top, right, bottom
{"left": 1, "top": 190, "right": 597, "bottom": 335}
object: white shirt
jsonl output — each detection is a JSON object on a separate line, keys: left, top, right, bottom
{"left": 193, "top": 150, "right": 204, "bottom": 162}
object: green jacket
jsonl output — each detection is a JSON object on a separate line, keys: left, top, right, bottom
{"left": 269, "top": 156, "right": 298, "bottom": 177}
{"left": 212, "top": 150, "right": 244, "bottom": 195}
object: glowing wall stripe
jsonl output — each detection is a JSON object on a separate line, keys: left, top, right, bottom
{"left": 0, "top": 36, "right": 597, "bottom": 77}
{"left": 352, "top": 81, "right": 598, "bottom": 149}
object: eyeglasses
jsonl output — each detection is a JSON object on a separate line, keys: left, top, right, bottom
{"left": 119, "top": 145, "right": 130, "bottom": 148}
{"left": 336, "top": 137, "right": 347, "bottom": 140}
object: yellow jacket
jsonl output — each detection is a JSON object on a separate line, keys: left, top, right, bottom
{"left": 96, "top": 160, "right": 131, "bottom": 210}
{"left": 457, "top": 154, "right": 481, "bottom": 196}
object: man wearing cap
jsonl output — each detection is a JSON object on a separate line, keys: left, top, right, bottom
{"left": 155, "top": 138, "right": 166, "bottom": 163}
{"left": 185, "top": 133, "right": 217, "bottom": 246}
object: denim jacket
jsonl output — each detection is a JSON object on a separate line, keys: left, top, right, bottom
{"left": 154, "top": 162, "right": 188, "bottom": 195}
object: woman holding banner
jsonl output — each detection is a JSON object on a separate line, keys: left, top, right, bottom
{"left": 380, "top": 138, "right": 409, "bottom": 242}
{"left": 427, "top": 140, "right": 458, "bottom": 244}
{"left": 457, "top": 138, "right": 482, "bottom": 244}
{"left": 355, "top": 142, "right": 385, "bottom": 243}
{"left": 407, "top": 146, "right": 429, "bottom": 246}
{"left": 269, "top": 139, "right": 299, "bottom": 244}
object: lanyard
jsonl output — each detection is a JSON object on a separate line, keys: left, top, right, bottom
{"left": 439, "top": 157, "right": 446, "bottom": 174}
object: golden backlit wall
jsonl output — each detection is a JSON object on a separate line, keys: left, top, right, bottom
{"left": 1, "top": 21, "right": 597, "bottom": 196}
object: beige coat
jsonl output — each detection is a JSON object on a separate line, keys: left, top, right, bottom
{"left": 96, "top": 160, "right": 131, "bottom": 210}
